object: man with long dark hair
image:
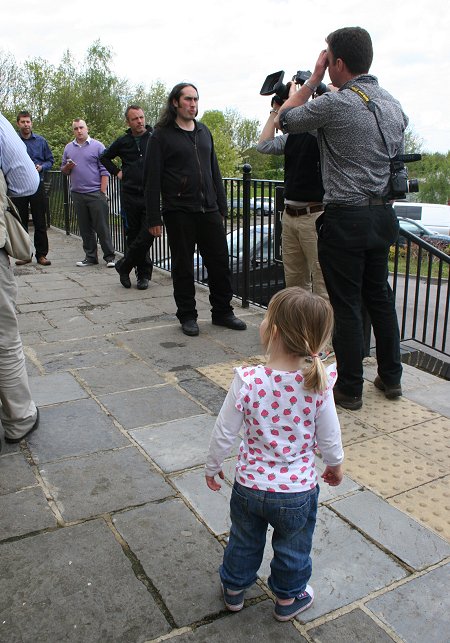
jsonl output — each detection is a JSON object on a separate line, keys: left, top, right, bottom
{"left": 144, "top": 83, "right": 246, "bottom": 336}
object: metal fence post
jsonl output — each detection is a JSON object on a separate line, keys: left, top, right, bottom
{"left": 62, "top": 173, "right": 70, "bottom": 235}
{"left": 241, "top": 164, "right": 252, "bottom": 308}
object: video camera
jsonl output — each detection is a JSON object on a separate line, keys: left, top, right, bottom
{"left": 260, "top": 70, "right": 330, "bottom": 104}
{"left": 389, "top": 153, "right": 421, "bottom": 200}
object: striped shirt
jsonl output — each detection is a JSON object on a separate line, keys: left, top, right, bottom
{"left": 281, "top": 75, "right": 408, "bottom": 205}
{"left": 0, "top": 112, "right": 39, "bottom": 197}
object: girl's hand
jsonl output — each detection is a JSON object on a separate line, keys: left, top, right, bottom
{"left": 321, "top": 464, "right": 343, "bottom": 486}
{"left": 205, "top": 470, "right": 224, "bottom": 491}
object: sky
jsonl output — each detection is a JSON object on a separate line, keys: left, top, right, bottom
{"left": 2, "top": 0, "right": 449, "bottom": 153}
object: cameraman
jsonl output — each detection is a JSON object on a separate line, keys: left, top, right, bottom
{"left": 275, "top": 27, "right": 408, "bottom": 411}
{"left": 257, "top": 82, "right": 327, "bottom": 299}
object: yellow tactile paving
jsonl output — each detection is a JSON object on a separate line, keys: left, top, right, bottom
{"left": 198, "top": 356, "right": 265, "bottom": 391}
{"left": 389, "top": 416, "right": 450, "bottom": 468}
{"left": 336, "top": 409, "right": 380, "bottom": 446}
{"left": 342, "top": 435, "right": 447, "bottom": 498}
{"left": 388, "top": 476, "right": 450, "bottom": 542}
{"left": 342, "top": 383, "right": 440, "bottom": 431}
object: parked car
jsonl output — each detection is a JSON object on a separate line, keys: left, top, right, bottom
{"left": 252, "top": 197, "right": 275, "bottom": 216}
{"left": 397, "top": 217, "right": 450, "bottom": 247}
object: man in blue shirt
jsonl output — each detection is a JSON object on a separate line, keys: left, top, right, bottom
{"left": 0, "top": 111, "right": 40, "bottom": 448}
{"left": 11, "top": 111, "right": 53, "bottom": 266}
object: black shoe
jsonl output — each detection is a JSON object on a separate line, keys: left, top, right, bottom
{"left": 136, "top": 277, "right": 149, "bottom": 290}
{"left": 5, "top": 408, "right": 40, "bottom": 443}
{"left": 181, "top": 319, "right": 199, "bottom": 336}
{"left": 333, "top": 386, "right": 362, "bottom": 410}
{"left": 212, "top": 314, "right": 247, "bottom": 331}
{"left": 115, "top": 259, "right": 131, "bottom": 288}
{"left": 374, "top": 375, "right": 402, "bottom": 399}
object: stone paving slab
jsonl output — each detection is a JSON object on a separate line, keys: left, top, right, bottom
{"left": 170, "top": 467, "right": 233, "bottom": 536}
{"left": 0, "top": 519, "right": 170, "bottom": 642}
{"left": 308, "top": 608, "right": 395, "bottom": 642}
{"left": 402, "top": 380, "right": 450, "bottom": 418}
{"left": 17, "top": 298, "right": 87, "bottom": 314}
{"left": 74, "top": 357, "right": 166, "bottom": 395}
{"left": 27, "top": 398, "right": 129, "bottom": 463}
{"left": 0, "top": 453, "right": 38, "bottom": 494}
{"left": 17, "top": 312, "right": 54, "bottom": 333}
{"left": 336, "top": 410, "right": 380, "bottom": 445}
{"left": 366, "top": 564, "right": 450, "bottom": 643}
{"left": 332, "top": 490, "right": 450, "bottom": 569}
{"left": 99, "top": 384, "right": 205, "bottom": 431}
{"left": 119, "top": 327, "right": 243, "bottom": 370}
{"left": 173, "top": 599, "right": 308, "bottom": 642}
{"left": 343, "top": 383, "right": 440, "bottom": 431}
{"left": 389, "top": 415, "right": 450, "bottom": 468}
{"left": 343, "top": 435, "right": 446, "bottom": 498}
{"left": 29, "top": 372, "right": 88, "bottom": 407}
{"left": 30, "top": 337, "right": 129, "bottom": 372}
{"left": 112, "top": 499, "right": 226, "bottom": 626}
{"left": 314, "top": 460, "right": 361, "bottom": 502}
{"left": 0, "top": 486, "right": 57, "bottom": 540}
{"left": 388, "top": 475, "right": 450, "bottom": 541}
{"left": 131, "top": 415, "right": 222, "bottom": 473}
{"left": 176, "top": 369, "right": 230, "bottom": 415}
{"left": 257, "top": 507, "right": 407, "bottom": 622}
{"left": 38, "top": 447, "right": 173, "bottom": 521}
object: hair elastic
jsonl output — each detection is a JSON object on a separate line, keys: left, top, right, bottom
{"left": 311, "top": 353, "right": 319, "bottom": 359}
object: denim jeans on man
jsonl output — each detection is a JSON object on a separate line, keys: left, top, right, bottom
{"left": 317, "top": 203, "right": 402, "bottom": 397}
{"left": 220, "top": 482, "right": 319, "bottom": 599}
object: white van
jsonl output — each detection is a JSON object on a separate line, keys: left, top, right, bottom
{"left": 393, "top": 202, "right": 450, "bottom": 235}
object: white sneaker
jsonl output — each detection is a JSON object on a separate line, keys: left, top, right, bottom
{"left": 106, "top": 259, "right": 116, "bottom": 268}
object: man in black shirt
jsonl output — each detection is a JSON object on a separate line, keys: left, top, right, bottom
{"left": 101, "top": 106, "right": 154, "bottom": 290}
{"left": 144, "top": 83, "right": 246, "bottom": 336}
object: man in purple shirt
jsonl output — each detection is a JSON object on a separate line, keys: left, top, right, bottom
{"left": 11, "top": 111, "right": 53, "bottom": 266}
{"left": 61, "top": 119, "right": 115, "bottom": 267}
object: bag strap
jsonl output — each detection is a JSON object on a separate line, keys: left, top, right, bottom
{"left": 348, "top": 85, "right": 394, "bottom": 166}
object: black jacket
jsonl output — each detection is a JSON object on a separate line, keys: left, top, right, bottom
{"left": 100, "top": 125, "right": 152, "bottom": 196}
{"left": 284, "top": 133, "right": 324, "bottom": 203}
{"left": 144, "top": 121, "right": 227, "bottom": 227}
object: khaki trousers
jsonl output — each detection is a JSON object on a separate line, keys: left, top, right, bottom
{"left": 281, "top": 209, "right": 328, "bottom": 299}
{"left": 0, "top": 249, "right": 37, "bottom": 439}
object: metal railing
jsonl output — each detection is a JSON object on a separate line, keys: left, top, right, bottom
{"left": 47, "top": 169, "right": 449, "bottom": 358}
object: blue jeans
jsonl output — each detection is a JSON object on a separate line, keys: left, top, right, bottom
{"left": 220, "top": 482, "right": 319, "bottom": 599}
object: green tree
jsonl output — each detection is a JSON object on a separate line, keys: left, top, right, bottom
{"left": 200, "top": 110, "right": 242, "bottom": 177}
{"left": 414, "top": 152, "right": 450, "bottom": 204}
{"left": 130, "top": 80, "right": 168, "bottom": 126}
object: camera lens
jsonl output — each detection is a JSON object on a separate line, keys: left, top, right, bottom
{"left": 407, "top": 179, "right": 419, "bottom": 193}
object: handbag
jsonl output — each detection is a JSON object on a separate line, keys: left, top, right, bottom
{"left": 0, "top": 169, "right": 33, "bottom": 262}
{"left": 4, "top": 204, "right": 34, "bottom": 262}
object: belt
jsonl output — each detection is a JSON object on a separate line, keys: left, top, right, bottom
{"left": 285, "top": 204, "right": 323, "bottom": 217}
{"left": 327, "top": 197, "right": 389, "bottom": 208}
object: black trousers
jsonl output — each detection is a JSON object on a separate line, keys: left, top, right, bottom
{"left": 317, "top": 203, "right": 402, "bottom": 397}
{"left": 121, "top": 192, "right": 154, "bottom": 278}
{"left": 163, "top": 210, "right": 234, "bottom": 323}
{"left": 11, "top": 181, "right": 48, "bottom": 259}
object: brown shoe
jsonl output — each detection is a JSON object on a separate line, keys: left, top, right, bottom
{"left": 15, "top": 259, "right": 32, "bottom": 266}
{"left": 333, "top": 385, "right": 363, "bottom": 410}
{"left": 37, "top": 256, "right": 52, "bottom": 266}
{"left": 374, "top": 375, "right": 402, "bottom": 399}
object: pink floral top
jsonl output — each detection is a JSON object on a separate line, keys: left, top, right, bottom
{"left": 205, "top": 364, "right": 343, "bottom": 493}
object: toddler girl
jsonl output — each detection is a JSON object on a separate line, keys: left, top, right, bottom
{"left": 205, "top": 287, "right": 344, "bottom": 621}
